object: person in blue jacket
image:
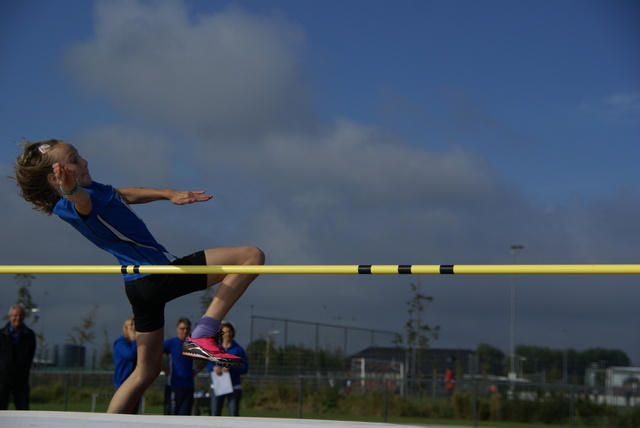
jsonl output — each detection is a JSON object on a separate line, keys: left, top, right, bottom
{"left": 113, "top": 318, "right": 139, "bottom": 413}
{"left": 164, "top": 318, "right": 200, "bottom": 415}
{"left": 208, "top": 321, "right": 248, "bottom": 416}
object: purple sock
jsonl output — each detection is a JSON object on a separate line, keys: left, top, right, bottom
{"left": 191, "top": 316, "right": 221, "bottom": 339}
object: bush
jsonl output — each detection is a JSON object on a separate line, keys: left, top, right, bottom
{"left": 244, "top": 381, "right": 298, "bottom": 412}
{"left": 488, "top": 391, "right": 502, "bottom": 421}
{"left": 593, "top": 405, "right": 640, "bottom": 428}
{"left": 31, "top": 383, "right": 65, "bottom": 404}
{"left": 28, "top": 374, "right": 637, "bottom": 427}
{"left": 450, "top": 391, "right": 472, "bottom": 419}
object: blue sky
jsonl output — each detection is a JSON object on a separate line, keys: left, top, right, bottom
{"left": 1, "top": 0, "right": 638, "bottom": 367}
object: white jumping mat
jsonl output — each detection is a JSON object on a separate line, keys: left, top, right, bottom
{"left": 0, "top": 411, "right": 438, "bottom": 428}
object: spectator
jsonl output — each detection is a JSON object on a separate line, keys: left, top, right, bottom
{"left": 208, "top": 321, "right": 248, "bottom": 416}
{"left": 164, "top": 318, "right": 202, "bottom": 415}
{"left": 445, "top": 367, "right": 456, "bottom": 394}
{"left": 0, "top": 305, "right": 36, "bottom": 410}
{"left": 489, "top": 384, "right": 502, "bottom": 421}
{"left": 113, "top": 318, "right": 139, "bottom": 414}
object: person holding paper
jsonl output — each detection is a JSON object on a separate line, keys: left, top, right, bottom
{"left": 208, "top": 321, "right": 248, "bottom": 416}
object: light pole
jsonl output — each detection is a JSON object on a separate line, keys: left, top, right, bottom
{"left": 562, "top": 329, "right": 568, "bottom": 384}
{"left": 265, "top": 330, "right": 280, "bottom": 375}
{"left": 510, "top": 245, "right": 524, "bottom": 382}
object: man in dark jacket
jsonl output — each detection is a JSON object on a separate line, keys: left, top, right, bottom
{"left": 0, "top": 305, "right": 36, "bottom": 410}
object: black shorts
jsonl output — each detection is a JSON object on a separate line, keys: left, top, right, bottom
{"left": 124, "top": 251, "right": 207, "bottom": 332}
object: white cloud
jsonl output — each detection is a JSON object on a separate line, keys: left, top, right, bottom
{"left": 65, "top": 0, "right": 311, "bottom": 138}
{"left": 74, "top": 124, "right": 175, "bottom": 187}
{"left": 581, "top": 92, "right": 640, "bottom": 123}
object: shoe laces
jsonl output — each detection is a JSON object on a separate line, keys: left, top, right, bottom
{"left": 200, "top": 331, "right": 224, "bottom": 350}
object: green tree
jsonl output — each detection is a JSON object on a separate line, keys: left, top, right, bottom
{"left": 67, "top": 304, "right": 98, "bottom": 346}
{"left": 393, "top": 282, "right": 440, "bottom": 378}
{"left": 514, "top": 345, "right": 631, "bottom": 383}
{"left": 477, "top": 343, "right": 505, "bottom": 377}
{"left": 12, "top": 273, "right": 39, "bottom": 324}
{"left": 98, "top": 327, "right": 114, "bottom": 369}
{"left": 246, "top": 339, "right": 346, "bottom": 376}
{"left": 580, "top": 347, "right": 630, "bottom": 368}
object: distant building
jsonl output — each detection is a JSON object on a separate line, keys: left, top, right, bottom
{"left": 585, "top": 365, "right": 640, "bottom": 405}
{"left": 348, "top": 346, "right": 478, "bottom": 378}
{"left": 55, "top": 344, "right": 86, "bottom": 368}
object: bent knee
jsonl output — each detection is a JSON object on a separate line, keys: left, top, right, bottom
{"left": 248, "top": 246, "right": 265, "bottom": 265}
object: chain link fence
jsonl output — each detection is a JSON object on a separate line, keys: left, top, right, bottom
{"left": 28, "top": 370, "right": 640, "bottom": 426}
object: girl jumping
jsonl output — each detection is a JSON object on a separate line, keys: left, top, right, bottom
{"left": 13, "top": 139, "right": 264, "bottom": 414}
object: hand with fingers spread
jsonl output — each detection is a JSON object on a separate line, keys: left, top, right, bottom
{"left": 169, "top": 190, "right": 213, "bottom": 205}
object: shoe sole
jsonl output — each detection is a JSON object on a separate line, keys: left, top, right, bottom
{"left": 182, "top": 343, "right": 244, "bottom": 368}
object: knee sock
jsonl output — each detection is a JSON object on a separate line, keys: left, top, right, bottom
{"left": 191, "top": 315, "right": 221, "bottom": 339}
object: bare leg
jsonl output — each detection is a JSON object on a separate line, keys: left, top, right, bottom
{"left": 108, "top": 328, "right": 163, "bottom": 414}
{"left": 203, "top": 246, "right": 264, "bottom": 321}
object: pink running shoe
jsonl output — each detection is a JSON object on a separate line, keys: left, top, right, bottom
{"left": 182, "top": 335, "right": 244, "bottom": 368}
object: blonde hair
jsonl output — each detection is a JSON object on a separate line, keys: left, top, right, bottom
{"left": 121, "top": 318, "right": 135, "bottom": 337}
{"left": 12, "top": 139, "right": 64, "bottom": 215}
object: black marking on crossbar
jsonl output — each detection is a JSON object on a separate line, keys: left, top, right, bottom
{"left": 358, "top": 265, "right": 372, "bottom": 274}
{"left": 122, "top": 265, "right": 141, "bottom": 274}
{"left": 398, "top": 265, "right": 412, "bottom": 274}
{"left": 440, "top": 265, "right": 455, "bottom": 274}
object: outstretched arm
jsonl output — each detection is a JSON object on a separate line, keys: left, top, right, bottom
{"left": 116, "top": 188, "right": 213, "bottom": 205}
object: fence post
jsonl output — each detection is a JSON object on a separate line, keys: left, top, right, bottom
{"left": 140, "top": 395, "right": 146, "bottom": 415}
{"left": 297, "top": 376, "right": 303, "bottom": 419}
{"left": 383, "top": 381, "right": 388, "bottom": 423}
{"left": 472, "top": 381, "right": 478, "bottom": 427}
{"left": 63, "top": 372, "right": 70, "bottom": 411}
{"left": 569, "top": 386, "right": 574, "bottom": 428}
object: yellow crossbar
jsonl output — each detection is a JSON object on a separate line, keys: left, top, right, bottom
{"left": 0, "top": 264, "right": 638, "bottom": 275}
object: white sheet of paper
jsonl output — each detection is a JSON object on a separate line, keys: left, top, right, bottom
{"left": 211, "top": 370, "right": 234, "bottom": 396}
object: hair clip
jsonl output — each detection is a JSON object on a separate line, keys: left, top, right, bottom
{"left": 38, "top": 144, "right": 50, "bottom": 154}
